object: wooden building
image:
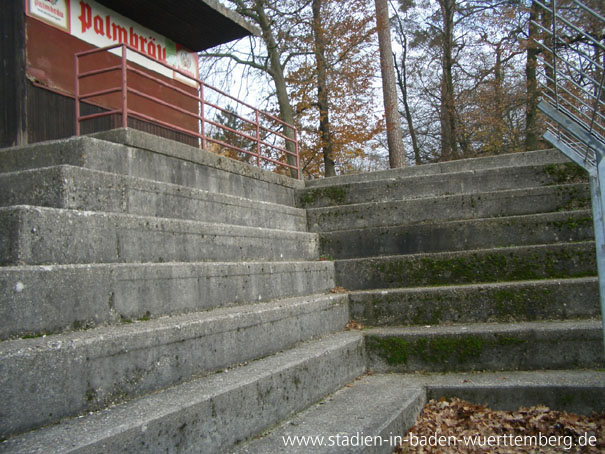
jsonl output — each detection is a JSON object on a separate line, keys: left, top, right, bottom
{"left": 1, "top": 0, "right": 257, "bottom": 148}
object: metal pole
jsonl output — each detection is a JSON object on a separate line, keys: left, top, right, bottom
{"left": 121, "top": 45, "right": 128, "bottom": 128}
{"left": 294, "top": 128, "right": 300, "bottom": 180}
{"left": 200, "top": 83, "right": 206, "bottom": 150}
{"left": 74, "top": 54, "right": 80, "bottom": 136}
{"left": 255, "top": 110, "right": 261, "bottom": 168}
{"left": 591, "top": 156, "right": 605, "bottom": 358}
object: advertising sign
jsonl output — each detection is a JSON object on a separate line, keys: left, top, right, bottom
{"left": 25, "top": 0, "right": 199, "bottom": 85}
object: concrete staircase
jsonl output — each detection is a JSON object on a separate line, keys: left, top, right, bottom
{"left": 1, "top": 131, "right": 603, "bottom": 453}
{"left": 299, "top": 150, "right": 603, "bottom": 375}
{"left": 0, "top": 129, "right": 365, "bottom": 453}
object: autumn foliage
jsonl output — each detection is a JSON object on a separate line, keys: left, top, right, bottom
{"left": 395, "top": 398, "right": 604, "bottom": 454}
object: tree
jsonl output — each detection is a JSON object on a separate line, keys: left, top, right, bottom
{"left": 290, "top": 0, "right": 383, "bottom": 176}
{"left": 312, "top": 0, "right": 335, "bottom": 176}
{"left": 202, "top": 0, "right": 384, "bottom": 178}
{"left": 392, "top": 3, "right": 422, "bottom": 164}
{"left": 201, "top": 0, "right": 303, "bottom": 176}
{"left": 375, "top": 0, "right": 406, "bottom": 168}
{"left": 525, "top": 0, "right": 541, "bottom": 151}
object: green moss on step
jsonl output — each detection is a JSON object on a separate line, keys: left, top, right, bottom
{"left": 300, "top": 186, "right": 347, "bottom": 206}
{"left": 412, "top": 336, "right": 484, "bottom": 364}
{"left": 544, "top": 163, "right": 587, "bottom": 184}
{"left": 549, "top": 216, "right": 593, "bottom": 231}
{"left": 372, "top": 245, "right": 596, "bottom": 287}
{"left": 367, "top": 336, "right": 411, "bottom": 365}
{"left": 492, "top": 288, "right": 555, "bottom": 321}
{"left": 368, "top": 333, "right": 529, "bottom": 370}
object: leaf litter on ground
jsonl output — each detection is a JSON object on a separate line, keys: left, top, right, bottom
{"left": 394, "top": 397, "right": 604, "bottom": 453}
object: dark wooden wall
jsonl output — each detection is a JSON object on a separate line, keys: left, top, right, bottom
{"left": 1, "top": 1, "right": 27, "bottom": 148}
{"left": 2, "top": 11, "right": 199, "bottom": 148}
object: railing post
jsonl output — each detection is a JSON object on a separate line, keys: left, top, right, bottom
{"left": 294, "top": 127, "right": 300, "bottom": 179}
{"left": 589, "top": 160, "right": 605, "bottom": 359}
{"left": 74, "top": 54, "right": 80, "bottom": 136}
{"left": 200, "top": 82, "right": 206, "bottom": 149}
{"left": 121, "top": 45, "right": 128, "bottom": 128}
{"left": 255, "top": 110, "right": 261, "bottom": 168}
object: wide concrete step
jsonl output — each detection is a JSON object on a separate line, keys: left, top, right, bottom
{"left": 0, "top": 129, "right": 302, "bottom": 206}
{"left": 299, "top": 162, "right": 586, "bottom": 209}
{"left": 0, "top": 331, "right": 365, "bottom": 453}
{"left": 232, "top": 375, "right": 425, "bottom": 454}
{"left": 0, "top": 260, "right": 335, "bottom": 340}
{"left": 321, "top": 210, "right": 594, "bottom": 259}
{"left": 0, "top": 293, "right": 349, "bottom": 438}
{"left": 364, "top": 319, "right": 604, "bottom": 373}
{"left": 304, "top": 149, "right": 569, "bottom": 189}
{"left": 0, "top": 205, "right": 318, "bottom": 265}
{"left": 0, "top": 165, "right": 307, "bottom": 232}
{"left": 349, "top": 277, "right": 600, "bottom": 327}
{"left": 396, "top": 370, "right": 605, "bottom": 415}
{"left": 307, "top": 184, "right": 591, "bottom": 233}
{"left": 335, "top": 241, "right": 597, "bottom": 290}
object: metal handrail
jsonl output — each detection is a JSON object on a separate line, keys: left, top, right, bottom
{"left": 535, "top": 0, "right": 605, "bottom": 356}
{"left": 75, "top": 43, "right": 300, "bottom": 179}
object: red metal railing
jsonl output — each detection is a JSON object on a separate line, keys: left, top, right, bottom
{"left": 75, "top": 43, "right": 300, "bottom": 179}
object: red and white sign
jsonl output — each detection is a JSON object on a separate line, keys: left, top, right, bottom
{"left": 26, "top": 0, "right": 199, "bottom": 84}
{"left": 27, "top": 0, "right": 70, "bottom": 32}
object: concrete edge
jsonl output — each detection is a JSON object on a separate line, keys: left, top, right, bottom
{"left": 89, "top": 128, "right": 304, "bottom": 190}
{"left": 0, "top": 332, "right": 366, "bottom": 453}
{"left": 303, "top": 149, "right": 570, "bottom": 188}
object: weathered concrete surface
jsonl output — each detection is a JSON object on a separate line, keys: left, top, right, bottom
{"left": 321, "top": 210, "right": 594, "bottom": 259}
{"left": 0, "top": 206, "right": 318, "bottom": 265}
{"left": 0, "top": 165, "right": 307, "bottom": 231}
{"left": 0, "top": 294, "right": 349, "bottom": 437}
{"left": 364, "top": 320, "right": 604, "bottom": 373}
{"left": 0, "top": 261, "right": 335, "bottom": 339}
{"left": 349, "top": 277, "right": 600, "bottom": 326}
{"left": 91, "top": 128, "right": 304, "bottom": 190}
{"left": 232, "top": 375, "right": 426, "bottom": 454}
{"left": 299, "top": 162, "right": 587, "bottom": 209}
{"left": 0, "top": 133, "right": 300, "bottom": 205}
{"left": 304, "top": 149, "right": 570, "bottom": 188}
{"left": 0, "top": 332, "right": 365, "bottom": 453}
{"left": 402, "top": 370, "right": 605, "bottom": 415}
{"left": 335, "top": 242, "right": 597, "bottom": 290}
{"left": 307, "top": 184, "right": 591, "bottom": 233}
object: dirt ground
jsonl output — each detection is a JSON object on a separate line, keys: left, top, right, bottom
{"left": 394, "top": 398, "right": 605, "bottom": 453}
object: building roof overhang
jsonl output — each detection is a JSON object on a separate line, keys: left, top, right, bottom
{"left": 98, "top": 0, "right": 259, "bottom": 51}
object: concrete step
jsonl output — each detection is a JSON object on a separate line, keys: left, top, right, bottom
{"left": 349, "top": 277, "right": 600, "bottom": 327}
{"left": 320, "top": 210, "right": 594, "bottom": 259}
{"left": 0, "top": 205, "right": 318, "bottom": 266}
{"left": 364, "top": 319, "right": 604, "bottom": 373}
{"left": 0, "top": 293, "right": 349, "bottom": 438}
{"left": 334, "top": 241, "right": 597, "bottom": 290}
{"left": 396, "top": 370, "right": 605, "bottom": 415}
{"left": 232, "top": 375, "right": 426, "bottom": 454}
{"left": 307, "top": 184, "right": 591, "bottom": 233}
{"left": 304, "top": 149, "right": 569, "bottom": 188}
{"left": 232, "top": 369, "right": 605, "bottom": 453}
{"left": 0, "top": 165, "right": 307, "bottom": 232}
{"left": 299, "top": 162, "right": 586, "bottom": 208}
{"left": 0, "top": 129, "right": 302, "bottom": 206}
{"left": 0, "top": 331, "right": 365, "bottom": 453}
{"left": 0, "top": 260, "right": 335, "bottom": 340}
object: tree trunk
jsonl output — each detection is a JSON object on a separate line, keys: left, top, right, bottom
{"left": 394, "top": 35, "right": 421, "bottom": 165}
{"left": 312, "top": 0, "right": 336, "bottom": 176}
{"left": 438, "top": 0, "right": 458, "bottom": 161}
{"left": 525, "top": 0, "right": 540, "bottom": 151}
{"left": 375, "top": 0, "right": 406, "bottom": 168}
{"left": 255, "top": 0, "right": 298, "bottom": 177}
{"left": 494, "top": 43, "right": 505, "bottom": 153}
